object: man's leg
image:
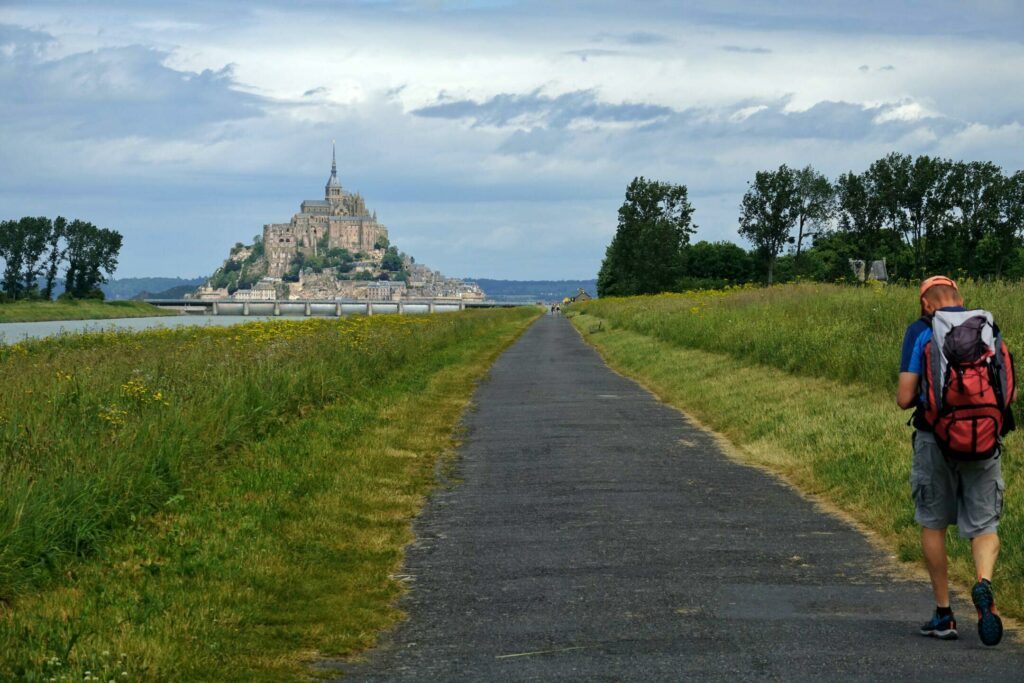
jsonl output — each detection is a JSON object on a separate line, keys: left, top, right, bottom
{"left": 922, "top": 526, "right": 950, "bottom": 607}
{"left": 971, "top": 532, "right": 1000, "bottom": 583}
{"left": 960, "top": 457, "right": 1004, "bottom": 646}
{"left": 912, "top": 431, "right": 956, "bottom": 608}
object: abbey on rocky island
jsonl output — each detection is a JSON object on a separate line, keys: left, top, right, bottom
{"left": 197, "top": 143, "right": 484, "bottom": 303}
{"left": 263, "top": 143, "right": 389, "bottom": 278}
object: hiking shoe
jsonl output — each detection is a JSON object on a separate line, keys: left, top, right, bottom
{"left": 919, "top": 611, "right": 958, "bottom": 640}
{"left": 972, "top": 579, "right": 1003, "bottom": 646}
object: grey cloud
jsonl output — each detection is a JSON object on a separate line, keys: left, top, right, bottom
{"left": 729, "top": 100, "right": 890, "bottom": 139}
{"left": 595, "top": 31, "right": 674, "bottom": 45}
{"left": 412, "top": 89, "right": 673, "bottom": 129}
{"left": 498, "top": 128, "right": 569, "bottom": 155}
{"left": 721, "top": 44, "right": 772, "bottom": 54}
{"left": 0, "top": 23, "right": 54, "bottom": 59}
{"left": 563, "top": 49, "right": 623, "bottom": 62}
{"left": 879, "top": 64, "right": 896, "bottom": 71}
{"left": 697, "top": 99, "right": 958, "bottom": 141}
{"left": 415, "top": 88, "right": 960, "bottom": 149}
{"left": 858, "top": 64, "right": 870, "bottom": 72}
{"left": 0, "top": 27, "right": 265, "bottom": 139}
{"left": 303, "top": 86, "right": 328, "bottom": 97}
{"left": 484, "top": 95, "right": 964, "bottom": 157}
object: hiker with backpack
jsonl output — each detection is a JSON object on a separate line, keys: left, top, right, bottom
{"left": 897, "top": 276, "right": 1016, "bottom": 646}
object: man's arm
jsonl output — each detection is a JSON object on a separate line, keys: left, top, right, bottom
{"left": 897, "top": 372, "right": 919, "bottom": 409}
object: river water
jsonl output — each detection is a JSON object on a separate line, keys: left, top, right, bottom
{"left": 0, "top": 315, "right": 278, "bottom": 344}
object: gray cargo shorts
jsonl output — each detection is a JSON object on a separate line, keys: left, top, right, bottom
{"left": 910, "top": 430, "right": 1005, "bottom": 539}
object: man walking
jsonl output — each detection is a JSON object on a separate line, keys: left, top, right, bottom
{"left": 897, "top": 276, "right": 1014, "bottom": 646}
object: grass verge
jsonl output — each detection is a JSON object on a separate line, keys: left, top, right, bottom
{"left": 0, "top": 300, "right": 174, "bottom": 323}
{"left": 1, "top": 308, "right": 539, "bottom": 681}
{"left": 574, "top": 281, "right": 1024, "bottom": 394}
{"left": 570, "top": 309, "right": 1023, "bottom": 622}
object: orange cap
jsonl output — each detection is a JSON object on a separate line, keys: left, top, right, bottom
{"left": 920, "top": 275, "right": 958, "bottom": 298}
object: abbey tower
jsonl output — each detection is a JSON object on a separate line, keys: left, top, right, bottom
{"left": 263, "top": 143, "right": 389, "bottom": 277}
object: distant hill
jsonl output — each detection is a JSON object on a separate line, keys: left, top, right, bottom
{"left": 131, "top": 283, "right": 203, "bottom": 300}
{"left": 35, "top": 276, "right": 206, "bottom": 300}
{"left": 467, "top": 279, "right": 597, "bottom": 302}
{"left": 101, "top": 277, "right": 206, "bottom": 300}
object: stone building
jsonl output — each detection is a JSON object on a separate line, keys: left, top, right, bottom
{"left": 264, "top": 143, "right": 389, "bottom": 277}
{"left": 572, "top": 288, "right": 592, "bottom": 302}
{"left": 366, "top": 280, "right": 407, "bottom": 301}
{"left": 231, "top": 280, "right": 277, "bottom": 301}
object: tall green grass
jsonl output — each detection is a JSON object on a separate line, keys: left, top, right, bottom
{"left": 1, "top": 307, "right": 538, "bottom": 680}
{"left": 0, "top": 311, "right": 534, "bottom": 599}
{"left": 578, "top": 281, "right": 1024, "bottom": 392}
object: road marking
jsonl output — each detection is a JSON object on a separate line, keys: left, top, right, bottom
{"left": 495, "top": 646, "right": 587, "bottom": 659}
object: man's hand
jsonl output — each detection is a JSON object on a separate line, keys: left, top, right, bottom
{"left": 897, "top": 372, "right": 919, "bottom": 409}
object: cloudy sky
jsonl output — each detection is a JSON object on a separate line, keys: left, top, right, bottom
{"left": 1, "top": 1, "right": 1022, "bottom": 279}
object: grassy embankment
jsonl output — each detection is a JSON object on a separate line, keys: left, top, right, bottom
{"left": 0, "top": 299, "right": 173, "bottom": 323}
{"left": 0, "top": 307, "right": 538, "bottom": 681}
{"left": 571, "top": 282, "right": 1024, "bottom": 618}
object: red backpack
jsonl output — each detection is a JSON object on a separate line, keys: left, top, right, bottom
{"left": 921, "top": 309, "right": 1016, "bottom": 460}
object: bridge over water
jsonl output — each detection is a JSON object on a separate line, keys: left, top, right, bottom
{"left": 144, "top": 298, "right": 529, "bottom": 317}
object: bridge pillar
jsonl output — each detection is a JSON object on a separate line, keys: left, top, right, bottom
{"left": 242, "top": 301, "right": 250, "bottom": 316}
{"left": 335, "top": 302, "right": 342, "bottom": 317}
{"left": 398, "top": 302, "right": 404, "bottom": 315}
{"left": 274, "top": 300, "right": 281, "bottom": 316}
{"left": 304, "top": 301, "right": 312, "bottom": 316}
{"left": 212, "top": 301, "right": 219, "bottom": 316}
{"left": 366, "top": 302, "right": 373, "bottom": 316}
{"left": 459, "top": 299, "right": 466, "bottom": 311}
{"left": 428, "top": 302, "right": 435, "bottom": 314}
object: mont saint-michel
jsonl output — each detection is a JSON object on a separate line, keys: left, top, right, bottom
{"left": 196, "top": 144, "right": 483, "bottom": 303}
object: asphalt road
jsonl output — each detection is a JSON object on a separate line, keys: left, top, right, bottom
{"left": 336, "top": 314, "right": 1024, "bottom": 681}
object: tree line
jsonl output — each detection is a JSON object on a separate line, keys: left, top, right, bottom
{"left": 0, "top": 216, "right": 123, "bottom": 301}
{"left": 599, "top": 153, "right": 1024, "bottom": 297}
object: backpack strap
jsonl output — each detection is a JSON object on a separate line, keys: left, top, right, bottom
{"left": 992, "top": 329, "right": 1008, "bottom": 409}
{"left": 929, "top": 326, "right": 945, "bottom": 413}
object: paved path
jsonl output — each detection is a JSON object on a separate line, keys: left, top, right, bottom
{"left": 338, "top": 314, "right": 1024, "bottom": 681}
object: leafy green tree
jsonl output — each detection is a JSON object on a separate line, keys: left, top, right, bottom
{"left": 792, "top": 166, "right": 833, "bottom": 261}
{"left": 1001, "top": 171, "right": 1024, "bottom": 274}
{"left": 866, "top": 153, "right": 951, "bottom": 277}
{"left": 282, "top": 252, "right": 305, "bottom": 283}
{"left": 62, "top": 220, "right": 122, "bottom": 298}
{"left": 42, "top": 216, "right": 67, "bottom": 299}
{"left": 381, "top": 247, "right": 403, "bottom": 272}
{"left": 738, "top": 165, "right": 798, "bottom": 284}
{"left": 683, "top": 241, "right": 753, "bottom": 283}
{"left": 305, "top": 253, "right": 326, "bottom": 273}
{"left": 0, "top": 218, "right": 25, "bottom": 298}
{"left": 326, "top": 247, "right": 353, "bottom": 262}
{"left": 943, "top": 161, "right": 1008, "bottom": 277}
{"left": 598, "top": 176, "right": 695, "bottom": 296}
{"left": 832, "top": 169, "right": 902, "bottom": 276}
{"left": 0, "top": 216, "right": 53, "bottom": 299}
{"left": 835, "top": 172, "right": 879, "bottom": 259}
{"left": 249, "top": 234, "right": 265, "bottom": 259}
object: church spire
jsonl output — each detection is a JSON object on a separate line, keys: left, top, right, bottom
{"left": 326, "top": 139, "right": 341, "bottom": 196}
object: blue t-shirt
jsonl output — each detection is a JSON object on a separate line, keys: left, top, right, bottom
{"left": 900, "top": 306, "right": 968, "bottom": 383}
